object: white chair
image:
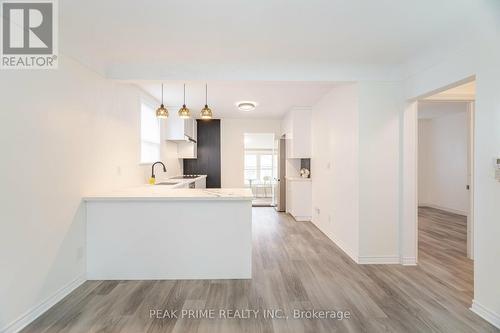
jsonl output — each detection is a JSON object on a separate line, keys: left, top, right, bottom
{"left": 262, "top": 176, "right": 271, "bottom": 197}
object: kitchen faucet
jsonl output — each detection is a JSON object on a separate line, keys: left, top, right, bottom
{"left": 149, "top": 161, "right": 167, "bottom": 184}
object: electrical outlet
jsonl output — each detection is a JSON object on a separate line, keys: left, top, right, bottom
{"left": 116, "top": 166, "right": 122, "bottom": 176}
{"left": 315, "top": 207, "right": 321, "bottom": 215}
{"left": 328, "top": 215, "right": 332, "bottom": 223}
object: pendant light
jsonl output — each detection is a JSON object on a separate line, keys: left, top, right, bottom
{"left": 156, "top": 83, "right": 169, "bottom": 118}
{"left": 178, "top": 84, "right": 191, "bottom": 119}
{"left": 200, "top": 83, "right": 213, "bottom": 120}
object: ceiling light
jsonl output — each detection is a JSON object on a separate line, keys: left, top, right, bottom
{"left": 156, "top": 83, "right": 169, "bottom": 118}
{"left": 178, "top": 83, "right": 191, "bottom": 119}
{"left": 237, "top": 101, "right": 257, "bottom": 112}
{"left": 200, "top": 84, "right": 213, "bottom": 120}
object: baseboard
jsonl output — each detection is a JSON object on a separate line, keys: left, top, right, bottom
{"left": 310, "top": 219, "right": 359, "bottom": 263}
{"left": 358, "top": 255, "right": 400, "bottom": 264}
{"left": 400, "top": 257, "right": 417, "bottom": 266}
{"left": 1, "top": 275, "right": 86, "bottom": 333}
{"left": 471, "top": 300, "right": 500, "bottom": 329}
{"left": 292, "top": 216, "right": 312, "bottom": 222}
{"left": 419, "top": 203, "right": 467, "bottom": 216}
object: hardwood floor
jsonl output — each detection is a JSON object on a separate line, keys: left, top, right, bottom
{"left": 22, "top": 207, "right": 498, "bottom": 333}
{"left": 418, "top": 206, "right": 473, "bottom": 304}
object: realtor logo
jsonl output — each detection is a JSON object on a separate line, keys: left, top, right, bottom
{"left": 1, "top": 0, "right": 58, "bottom": 69}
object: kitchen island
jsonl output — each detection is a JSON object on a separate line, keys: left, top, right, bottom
{"left": 83, "top": 187, "right": 253, "bottom": 280}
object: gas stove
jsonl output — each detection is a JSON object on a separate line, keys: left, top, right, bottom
{"left": 171, "top": 175, "right": 200, "bottom": 179}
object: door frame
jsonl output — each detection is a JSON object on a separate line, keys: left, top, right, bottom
{"left": 467, "top": 102, "right": 475, "bottom": 259}
{"left": 401, "top": 101, "right": 419, "bottom": 265}
{"left": 401, "top": 76, "right": 476, "bottom": 264}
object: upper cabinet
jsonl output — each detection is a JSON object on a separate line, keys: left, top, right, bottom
{"left": 281, "top": 107, "right": 312, "bottom": 159}
{"left": 162, "top": 116, "right": 198, "bottom": 159}
{"left": 163, "top": 116, "right": 197, "bottom": 142}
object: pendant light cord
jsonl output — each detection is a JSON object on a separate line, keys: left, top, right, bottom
{"left": 161, "top": 83, "right": 164, "bottom": 104}
{"left": 205, "top": 84, "right": 208, "bottom": 105}
{"left": 183, "top": 84, "right": 186, "bottom": 106}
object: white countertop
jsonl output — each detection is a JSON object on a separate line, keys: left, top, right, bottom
{"left": 84, "top": 186, "right": 253, "bottom": 201}
{"left": 285, "top": 176, "right": 312, "bottom": 182}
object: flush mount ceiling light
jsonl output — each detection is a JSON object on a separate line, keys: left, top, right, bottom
{"left": 178, "top": 83, "right": 191, "bottom": 119}
{"left": 156, "top": 83, "right": 169, "bottom": 118}
{"left": 200, "top": 84, "right": 213, "bottom": 120}
{"left": 236, "top": 101, "right": 257, "bottom": 112}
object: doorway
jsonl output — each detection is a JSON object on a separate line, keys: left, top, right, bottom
{"left": 403, "top": 78, "right": 476, "bottom": 305}
{"left": 418, "top": 80, "right": 475, "bottom": 260}
{"left": 243, "top": 133, "right": 277, "bottom": 206}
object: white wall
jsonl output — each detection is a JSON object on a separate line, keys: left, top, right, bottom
{"left": 404, "top": 14, "right": 500, "bottom": 325}
{"left": 357, "top": 82, "right": 402, "bottom": 261}
{"left": 311, "top": 84, "right": 360, "bottom": 260}
{"left": 0, "top": 55, "right": 177, "bottom": 332}
{"left": 311, "top": 82, "right": 402, "bottom": 263}
{"left": 418, "top": 119, "right": 431, "bottom": 205}
{"left": 158, "top": 135, "right": 183, "bottom": 180}
{"left": 310, "top": 82, "right": 403, "bottom": 263}
{"left": 244, "top": 133, "right": 275, "bottom": 150}
{"left": 418, "top": 106, "right": 469, "bottom": 215}
{"left": 220, "top": 118, "right": 281, "bottom": 188}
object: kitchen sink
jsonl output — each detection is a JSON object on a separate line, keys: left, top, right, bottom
{"left": 155, "top": 182, "right": 179, "bottom": 186}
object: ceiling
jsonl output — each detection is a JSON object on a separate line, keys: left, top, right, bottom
{"left": 59, "top": 0, "right": 499, "bottom": 79}
{"left": 137, "top": 81, "right": 337, "bottom": 118}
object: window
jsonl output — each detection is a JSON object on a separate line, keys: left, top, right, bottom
{"left": 244, "top": 152, "right": 274, "bottom": 185}
{"left": 244, "top": 154, "right": 258, "bottom": 183}
{"left": 260, "top": 154, "right": 273, "bottom": 181}
{"left": 140, "top": 101, "right": 160, "bottom": 163}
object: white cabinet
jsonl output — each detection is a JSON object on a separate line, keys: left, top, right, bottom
{"left": 183, "top": 118, "right": 196, "bottom": 141}
{"left": 281, "top": 107, "right": 311, "bottom": 159}
{"left": 286, "top": 179, "right": 312, "bottom": 221}
{"left": 162, "top": 116, "right": 197, "bottom": 159}
{"left": 195, "top": 177, "right": 206, "bottom": 188}
{"left": 163, "top": 116, "right": 197, "bottom": 142}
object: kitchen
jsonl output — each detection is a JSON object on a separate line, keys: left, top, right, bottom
{"left": 80, "top": 81, "right": 327, "bottom": 282}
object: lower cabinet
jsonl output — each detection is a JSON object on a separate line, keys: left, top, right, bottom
{"left": 286, "top": 179, "right": 312, "bottom": 221}
{"left": 195, "top": 178, "right": 206, "bottom": 189}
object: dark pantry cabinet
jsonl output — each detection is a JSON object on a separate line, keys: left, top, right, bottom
{"left": 183, "top": 119, "right": 221, "bottom": 188}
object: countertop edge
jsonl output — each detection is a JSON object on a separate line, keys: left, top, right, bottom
{"left": 83, "top": 187, "right": 254, "bottom": 201}
{"left": 83, "top": 197, "right": 253, "bottom": 202}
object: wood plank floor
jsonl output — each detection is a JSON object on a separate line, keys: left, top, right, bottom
{"left": 22, "top": 207, "right": 498, "bottom": 333}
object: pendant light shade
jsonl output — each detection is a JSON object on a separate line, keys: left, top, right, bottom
{"left": 200, "top": 84, "right": 213, "bottom": 119}
{"left": 156, "top": 84, "right": 169, "bottom": 118}
{"left": 178, "top": 84, "right": 191, "bottom": 119}
{"left": 201, "top": 105, "right": 212, "bottom": 119}
{"left": 178, "top": 105, "right": 190, "bottom": 119}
